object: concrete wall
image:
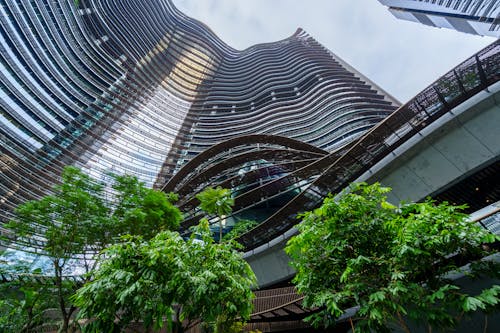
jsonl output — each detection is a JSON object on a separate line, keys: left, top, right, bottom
{"left": 244, "top": 228, "right": 296, "bottom": 288}
{"left": 358, "top": 82, "right": 500, "bottom": 204}
{"left": 246, "top": 82, "right": 500, "bottom": 289}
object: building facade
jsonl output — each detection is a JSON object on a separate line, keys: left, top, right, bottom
{"left": 378, "top": 0, "right": 500, "bottom": 37}
{"left": 0, "top": 0, "right": 400, "bottom": 244}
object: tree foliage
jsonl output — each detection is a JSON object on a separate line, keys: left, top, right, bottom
{"left": 8, "top": 166, "right": 109, "bottom": 257}
{"left": 285, "top": 182, "right": 500, "bottom": 332}
{"left": 223, "top": 219, "right": 259, "bottom": 242}
{"left": 196, "top": 186, "right": 234, "bottom": 242}
{"left": 111, "top": 174, "right": 182, "bottom": 239}
{"left": 0, "top": 257, "right": 57, "bottom": 332}
{"left": 73, "top": 219, "right": 256, "bottom": 332}
{"left": 196, "top": 186, "right": 234, "bottom": 217}
{"left": 184, "top": 220, "right": 256, "bottom": 332}
{"left": 3, "top": 166, "right": 182, "bottom": 332}
{"left": 5, "top": 166, "right": 109, "bottom": 332}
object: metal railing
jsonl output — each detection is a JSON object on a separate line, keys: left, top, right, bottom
{"left": 237, "top": 40, "right": 499, "bottom": 250}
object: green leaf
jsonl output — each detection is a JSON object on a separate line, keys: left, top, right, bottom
{"left": 369, "top": 291, "right": 386, "bottom": 302}
{"left": 462, "top": 296, "right": 485, "bottom": 312}
{"left": 196, "top": 186, "right": 234, "bottom": 217}
{"left": 431, "top": 289, "right": 444, "bottom": 302}
{"left": 74, "top": 219, "right": 256, "bottom": 331}
{"left": 381, "top": 200, "right": 396, "bottom": 210}
{"left": 340, "top": 267, "right": 352, "bottom": 283}
{"left": 481, "top": 233, "right": 499, "bottom": 244}
{"left": 369, "top": 308, "right": 383, "bottom": 321}
{"left": 477, "top": 285, "right": 500, "bottom": 306}
{"left": 286, "top": 182, "right": 498, "bottom": 331}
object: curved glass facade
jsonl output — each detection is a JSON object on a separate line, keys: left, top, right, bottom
{"left": 0, "top": 0, "right": 400, "bottom": 252}
{"left": 166, "top": 42, "right": 499, "bottom": 250}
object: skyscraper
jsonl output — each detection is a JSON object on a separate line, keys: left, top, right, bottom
{"left": 0, "top": 0, "right": 399, "bottom": 246}
{"left": 378, "top": 0, "right": 500, "bottom": 37}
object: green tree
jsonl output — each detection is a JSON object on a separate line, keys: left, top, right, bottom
{"left": 183, "top": 219, "right": 256, "bottom": 332}
{"left": 4, "top": 166, "right": 182, "bottom": 332}
{"left": 196, "top": 186, "right": 234, "bottom": 242}
{"left": 73, "top": 219, "right": 256, "bottom": 332}
{"left": 0, "top": 255, "right": 57, "bottom": 332}
{"left": 285, "top": 182, "right": 500, "bottom": 332}
{"left": 223, "top": 219, "right": 258, "bottom": 242}
{"left": 73, "top": 231, "right": 187, "bottom": 332}
{"left": 6, "top": 167, "right": 109, "bottom": 332}
{"left": 111, "top": 174, "right": 182, "bottom": 239}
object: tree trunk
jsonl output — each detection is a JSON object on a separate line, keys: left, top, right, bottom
{"left": 219, "top": 219, "right": 223, "bottom": 243}
{"left": 397, "top": 310, "right": 411, "bottom": 333}
{"left": 59, "top": 317, "right": 69, "bottom": 333}
{"left": 174, "top": 307, "right": 184, "bottom": 333}
{"left": 54, "top": 260, "right": 69, "bottom": 333}
{"left": 23, "top": 307, "right": 34, "bottom": 332}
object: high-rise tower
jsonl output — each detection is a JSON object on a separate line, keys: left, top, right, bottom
{"left": 0, "top": 0, "right": 399, "bottom": 243}
{"left": 378, "top": 0, "right": 500, "bottom": 37}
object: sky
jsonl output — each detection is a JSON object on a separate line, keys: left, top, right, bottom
{"left": 172, "top": 0, "right": 496, "bottom": 103}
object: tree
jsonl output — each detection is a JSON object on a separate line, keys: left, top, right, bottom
{"left": 285, "top": 182, "right": 500, "bottom": 332}
{"left": 73, "top": 219, "right": 256, "bottom": 332}
{"left": 182, "top": 219, "right": 256, "bottom": 332}
{"left": 0, "top": 254, "right": 57, "bottom": 332}
{"left": 196, "top": 186, "right": 234, "bottom": 242}
{"left": 6, "top": 167, "right": 110, "bottom": 332}
{"left": 4, "top": 166, "right": 182, "bottom": 332}
{"left": 72, "top": 231, "right": 187, "bottom": 332}
{"left": 223, "top": 219, "right": 258, "bottom": 242}
{"left": 111, "top": 174, "right": 182, "bottom": 239}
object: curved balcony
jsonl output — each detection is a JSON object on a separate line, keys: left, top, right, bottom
{"left": 165, "top": 40, "right": 499, "bottom": 251}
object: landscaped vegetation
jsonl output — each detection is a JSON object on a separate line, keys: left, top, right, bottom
{"left": 0, "top": 167, "right": 255, "bottom": 332}
{"left": 286, "top": 182, "right": 500, "bottom": 332}
{"left": 1, "top": 170, "right": 498, "bottom": 332}
{"left": 73, "top": 218, "right": 256, "bottom": 333}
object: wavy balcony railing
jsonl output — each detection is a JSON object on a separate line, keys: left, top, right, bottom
{"left": 227, "top": 40, "right": 499, "bottom": 250}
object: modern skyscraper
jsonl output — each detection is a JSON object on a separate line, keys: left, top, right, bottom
{"left": 378, "top": 0, "right": 500, "bottom": 37}
{"left": 0, "top": 0, "right": 400, "bottom": 240}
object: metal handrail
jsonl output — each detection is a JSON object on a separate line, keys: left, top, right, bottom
{"left": 237, "top": 40, "right": 499, "bottom": 250}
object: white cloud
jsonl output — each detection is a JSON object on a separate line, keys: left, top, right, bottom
{"left": 172, "top": 0, "right": 495, "bottom": 102}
